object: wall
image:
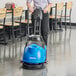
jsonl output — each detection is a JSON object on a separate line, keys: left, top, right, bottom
{"left": 0, "top": 0, "right": 76, "bottom": 23}
{"left": 71, "top": 0, "right": 76, "bottom": 23}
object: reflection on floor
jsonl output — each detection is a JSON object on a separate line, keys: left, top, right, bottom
{"left": 0, "top": 28, "right": 76, "bottom": 76}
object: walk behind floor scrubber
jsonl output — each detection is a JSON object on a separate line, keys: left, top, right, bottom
{"left": 21, "top": 7, "right": 47, "bottom": 69}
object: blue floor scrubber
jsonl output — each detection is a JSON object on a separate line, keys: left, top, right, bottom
{"left": 22, "top": 8, "right": 47, "bottom": 69}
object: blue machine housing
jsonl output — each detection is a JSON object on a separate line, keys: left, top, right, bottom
{"left": 22, "top": 44, "right": 46, "bottom": 64}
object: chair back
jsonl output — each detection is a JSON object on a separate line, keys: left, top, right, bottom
{"left": 11, "top": 7, "right": 23, "bottom": 26}
{"left": 66, "top": 1, "right": 73, "bottom": 10}
{"left": 57, "top": 2, "right": 64, "bottom": 11}
{"left": 13, "top": 7, "right": 23, "bottom": 17}
{"left": 55, "top": 2, "right": 64, "bottom": 17}
{"left": 0, "top": 8, "right": 6, "bottom": 19}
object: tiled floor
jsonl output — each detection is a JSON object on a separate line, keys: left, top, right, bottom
{"left": 0, "top": 27, "right": 76, "bottom": 76}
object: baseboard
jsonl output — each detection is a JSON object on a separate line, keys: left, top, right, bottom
{"left": 62, "top": 22, "right": 76, "bottom": 26}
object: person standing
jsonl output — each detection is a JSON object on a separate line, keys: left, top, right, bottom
{"left": 27, "top": 0, "right": 52, "bottom": 45}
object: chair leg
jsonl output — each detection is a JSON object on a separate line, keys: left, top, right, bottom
{"left": 65, "top": 20, "right": 67, "bottom": 31}
{"left": 20, "top": 26, "right": 22, "bottom": 41}
{"left": 11, "top": 27, "right": 15, "bottom": 43}
{"left": 69, "top": 17, "right": 71, "bottom": 29}
{"left": 54, "top": 19, "right": 58, "bottom": 30}
{"left": 3, "top": 28, "right": 7, "bottom": 44}
{"left": 60, "top": 18, "right": 62, "bottom": 29}
{"left": 59, "top": 18, "right": 63, "bottom": 31}
{"left": 8, "top": 28, "right": 11, "bottom": 40}
{"left": 64, "top": 13, "right": 67, "bottom": 31}
{"left": 3, "top": 34, "right": 6, "bottom": 44}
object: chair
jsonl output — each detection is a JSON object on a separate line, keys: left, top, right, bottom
{"left": 62, "top": 1, "right": 73, "bottom": 30}
{"left": 5, "top": 7, "right": 23, "bottom": 42}
{"left": 0, "top": 8, "right": 7, "bottom": 44}
{"left": 15, "top": 10, "right": 32, "bottom": 36}
{"left": 49, "top": 2, "right": 64, "bottom": 31}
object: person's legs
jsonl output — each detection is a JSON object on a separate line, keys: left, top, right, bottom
{"left": 41, "top": 13, "right": 50, "bottom": 45}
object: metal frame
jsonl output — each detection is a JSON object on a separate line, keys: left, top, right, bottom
{"left": 34, "top": 19, "right": 41, "bottom": 35}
